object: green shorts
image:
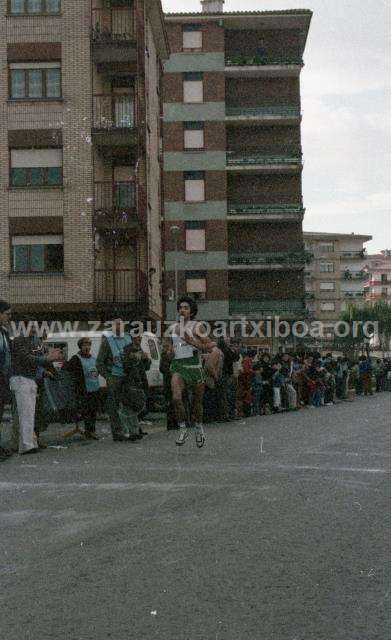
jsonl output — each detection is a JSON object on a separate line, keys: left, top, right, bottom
{"left": 170, "top": 355, "right": 205, "bottom": 387}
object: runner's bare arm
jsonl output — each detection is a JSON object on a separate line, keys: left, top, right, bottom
{"left": 184, "top": 323, "right": 214, "bottom": 352}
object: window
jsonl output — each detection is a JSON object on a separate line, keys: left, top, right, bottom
{"left": 320, "top": 302, "right": 335, "bottom": 312}
{"left": 320, "top": 282, "right": 335, "bottom": 291}
{"left": 10, "top": 0, "right": 61, "bottom": 14}
{"left": 10, "top": 63, "right": 61, "bottom": 99}
{"left": 10, "top": 148, "right": 63, "bottom": 187}
{"left": 186, "top": 271, "right": 206, "bottom": 301}
{"left": 318, "top": 242, "right": 334, "bottom": 253}
{"left": 183, "top": 24, "right": 202, "bottom": 50}
{"left": 12, "top": 235, "right": 64, "bottom": 273}
{"left": 183, "top": 72, "right": 203, "bottom": 104}
{"left": 381, "top": 287, "right": 388, "bottom": 298}
{"left": 319, "top": 262, "right": 334, "bottom": 273}
{"left": 184, "top": 171, "right": 205, "bottom": 202}
{"left": 184, "top": 121, "right": 204, "bottom": 150}
{"left": 381, "top": 274, "right": 388, "bottom": 283}
{"left": 185, "top": 222, "right": 206, "bottom": 252}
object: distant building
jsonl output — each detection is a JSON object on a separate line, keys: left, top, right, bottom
{"left": 364, "top": 251, "right": 391, "bottom": 306}
{"left": 304, "top": 232, "right": 372, "bottom": 332}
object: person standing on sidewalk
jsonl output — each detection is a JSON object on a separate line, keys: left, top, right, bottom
{"left": 96, "top": 318, "right": 132, "bottom": 442}
{"left": 0, "top": 300, "right": 13, "bottom": 460}
{"left": 65, "top": 337, "right": 101, "bottom": 440}
{"left": 217, "top": 337, "right": 240, "bottom": 421}
{"left": 10, "top": 326, "right": 63, "bottom": 455}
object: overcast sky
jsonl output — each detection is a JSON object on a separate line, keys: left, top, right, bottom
{"left": 163, "top": 0, "right": 391, "bottom": 253}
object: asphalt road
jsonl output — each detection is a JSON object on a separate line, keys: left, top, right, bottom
{"left": 1, "top": 395, "right": 390, "bottom": 640}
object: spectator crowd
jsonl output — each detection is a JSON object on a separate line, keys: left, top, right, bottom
{"left": 1, "top": 297, "right": 390, "bottom": 459}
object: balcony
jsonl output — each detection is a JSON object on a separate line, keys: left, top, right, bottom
{"left": 227, "top": 147, "right": 302, "bottom": 173}
{"left": 340, "top": 250, "right": 366, "bottom": 260}
{"left": 92, "top": 94, "right": 137, "bottom": 148}
{"left": 343, "top": 270, "right": 366, "bottom": 281}
{"left": 229, "top": 299, "right": 305, "bottom": 317}
{"left": 226, "top": 106, "right": 301, "bottom": 126}
{"left": 94, "top": 181, "right": 137, "bottom": 228}
{"left": 91, "top": 7, "right": 136, "bottom": 63}
{"left": 95, "top": 268, "right": 147, "bottom": 305}
{"left": 343, "top": 291, "right": 365, "bottom": 298}
{"left": 225, "top": 54, "right": 303, "bottom": 78}
{"left": 228, "top": 250, "right": 311, "bottom": 270}
{"left": 228, "top": 202, "right": 304, "bottom": 221}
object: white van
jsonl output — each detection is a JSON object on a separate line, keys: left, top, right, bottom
{"left": 44, "top": 331, "right": 163, "bottom": 394}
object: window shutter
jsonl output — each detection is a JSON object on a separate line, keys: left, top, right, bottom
{"left": 11, "top": 149, "right": 62, "bottom": 168}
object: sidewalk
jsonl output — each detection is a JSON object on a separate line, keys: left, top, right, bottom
{"left": 1, "top": 411, "right": 168, "bottom": 449}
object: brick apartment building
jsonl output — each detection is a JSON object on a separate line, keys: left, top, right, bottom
{"left": 304, "top": 232, "right": 372, "bottom": 332}
{"left": 0, "top": 0, "right": 168, "bottom": 322}
{"left": 163, "top": 0, "right": 312, "bottom": 324}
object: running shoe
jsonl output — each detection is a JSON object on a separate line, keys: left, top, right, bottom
{"left": 195, "top": 424, "right": 206, "bottom": 449}
{"left": 176, "top": 426, "right": 189, "bottom": 446}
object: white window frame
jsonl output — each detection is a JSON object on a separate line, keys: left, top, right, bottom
{"left": 319, "top": 262, "right": 334, "bottom": 273}
{"left": 186, "top": 228, "right": 206, "bottom": 252}
{"left": 319, "top": 282, "right": 335, "bottom": 291}
{"left": 184, "top": 128, "right": 204, "bottom": 150}
{"left": 318, "top": 242, "right": 334, "bottom": 253}
{"left": 183, "top": 30, "right": 202, "bottom": 51}
{"left": 320, "top": 302, "right": 336, "bottom": 312}
{"left": 186, "top": 277, "right": 206, "bottom": 299}
{"left": 184, "top": 176, "right": 205, "bottom": 202}
{"left": 183, "top": 79, "right": 203, "bottom": 104}
{"left": 11, "top": 234, "right": 64, "bottom": 274}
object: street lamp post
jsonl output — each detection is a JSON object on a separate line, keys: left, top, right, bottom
{"left": 170, "top": 225, "right": 180, "bottom": 301}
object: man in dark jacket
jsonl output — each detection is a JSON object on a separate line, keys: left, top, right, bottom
{"left": 10, "top": 325, "right": 63, "bottom": 455}
{"left": 0, "top": 300, "right": 12, "bottom": 459}
{"left": 65, "top": 337, "right": 101, "bottom": 440}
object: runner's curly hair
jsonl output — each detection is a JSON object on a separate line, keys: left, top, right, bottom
{"left": 177, "top": 296, "right": 198, "bottom": 320}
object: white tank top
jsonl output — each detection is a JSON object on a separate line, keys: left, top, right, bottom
{"left": 171, "top": 321, "right": 198, "bottom": 360}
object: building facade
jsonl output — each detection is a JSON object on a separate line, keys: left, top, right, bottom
{"left": 364, "top": 251, "right": 391, "bottom": 306}
{"left": 0, "top": 0, "right": 168, "bottom": 321}
{"left": 304, "top": 232, "right": 372, "bottom": 330}
{"left": 163, "top": 0, "right": 312, "bottom": 323}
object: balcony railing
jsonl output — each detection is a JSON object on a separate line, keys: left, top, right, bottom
{"left": 343, "top": 291, "right": 365, "bottom": 298}
{"left": 226, "top": 54, "right": 303, "bottom": 67}
{"left": 340, "top": 250, "right": 366, "bottom": 259}
{"left": 93, "top": 94, "right": 135, "bottom": 130}
{"left": 95, "top": 269, "right": 147, "bottom": 304}
{"left": 94, "top": 181, "right": 136, "bottom": 224}
{"left": 229, "top": 300, "right": 305, "bottom": 315}
{"left": 226, "top": 106, "right": 301, "bottom": 118}
{"left": 227, "top": 147, "right": 302, "bottom": 167}
{"left": 228, "top": 203, "right": 304, "bottom": 216}
{"left": 229, "top": 250, "right": 312, "bottom": 266}
{"left": 91, "top": 7, "right": 135, "bottom": 43}
{"left": 343, "top": 270, "right": 367, "bottom": 280}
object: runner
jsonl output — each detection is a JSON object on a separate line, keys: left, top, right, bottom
{"left": 169, "top": 297, "right": 213, "bottom": 448}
